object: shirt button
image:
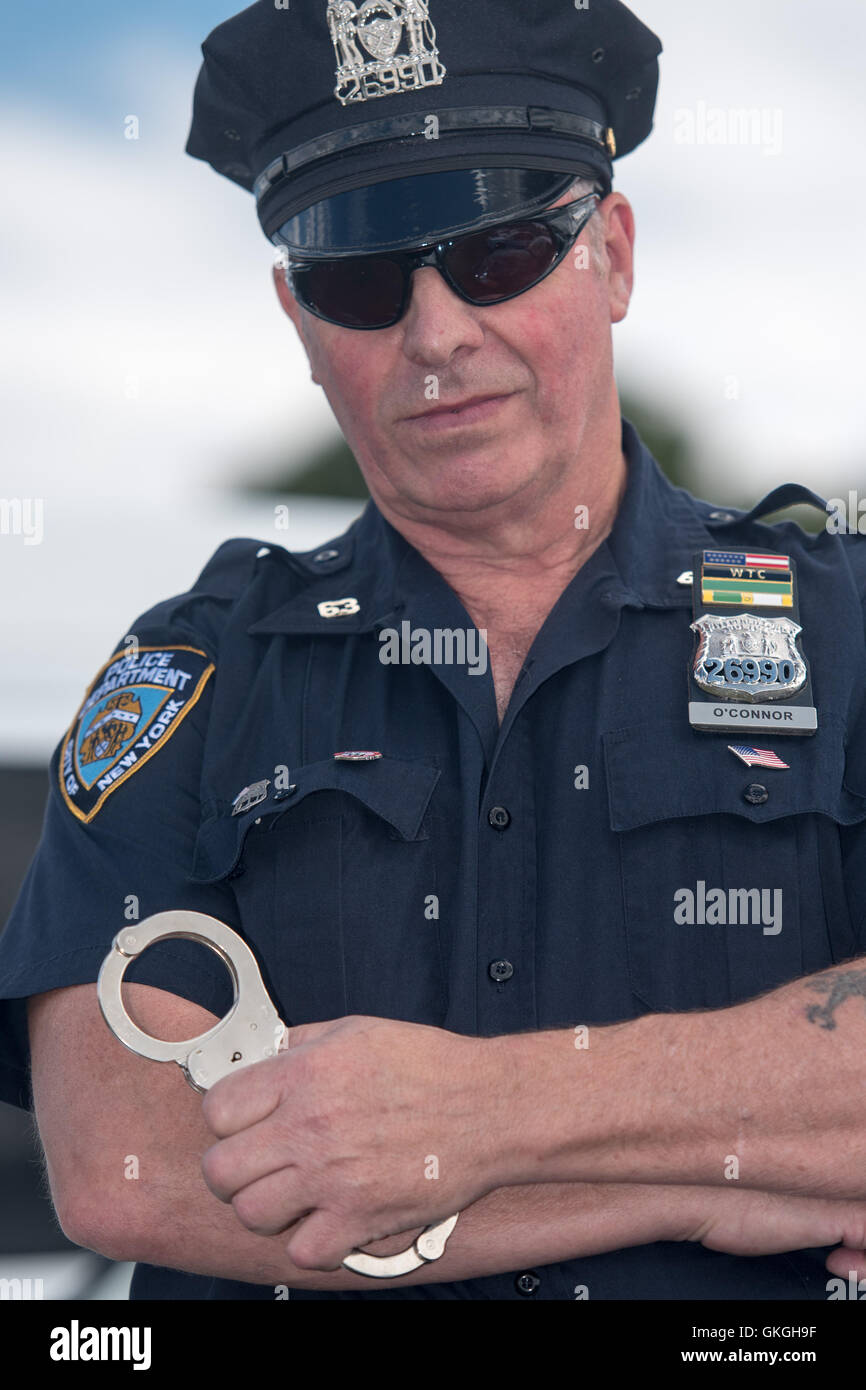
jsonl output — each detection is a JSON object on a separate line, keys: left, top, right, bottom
{"left": 708, "top": 509, "right": 736, "bottom": 522}
{"left": 488, "top": 805, "right": 511, "bottom": 830}
{"left": 313, "top": 548, "right": 340, "bottom": 562}
{"left": 489, "top": 959, "right": 514, "bottom": 982}
{"left": 743, "top": 783, "right": 769, "bottom": 806}
{"left": 515, "top": 1272, "right": 541, "bottom": 1296}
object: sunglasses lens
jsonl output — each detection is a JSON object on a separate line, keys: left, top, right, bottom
{"left": 292, "top": 257, "right": 405, "bottom": 328}
{"left": 444, "top": 222, "right": 562, "bottom": 303}
{"left": 287, "top": 207, "right": 583, "bottom": 327}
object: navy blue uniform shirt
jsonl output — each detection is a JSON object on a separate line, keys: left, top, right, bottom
{"left": 2, "top": 417, "right": 866, "bottom": 1299}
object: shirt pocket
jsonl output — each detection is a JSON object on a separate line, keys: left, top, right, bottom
{"left": 602, "top": 717, "right": 866, "bottom": 1014}
{"left": 191, "top": 756, "right": 444, "bottom": 1026}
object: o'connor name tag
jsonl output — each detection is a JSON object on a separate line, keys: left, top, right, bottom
{"left": 688, "top": 702, "right": 818, "bottom": 733}
{"left": 688, "top": 549, "right": 818, "bottom": 737}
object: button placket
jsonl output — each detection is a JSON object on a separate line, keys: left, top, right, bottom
{"left": 476, "top": 717, "right": 536, "bottom": 1031}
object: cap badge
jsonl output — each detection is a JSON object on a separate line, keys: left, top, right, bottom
{"left": 327, "top": 0, "right": 446, "bottom": 107}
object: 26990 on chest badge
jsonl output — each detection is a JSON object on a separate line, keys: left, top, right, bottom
{"left": 688, "top": 550, "right": 817, "bottom": 735}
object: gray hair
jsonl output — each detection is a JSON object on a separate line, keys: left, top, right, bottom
{"left": 565, "top": 174, "right": 607, "bottom": 271}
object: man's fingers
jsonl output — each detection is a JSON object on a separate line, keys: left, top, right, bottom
{"left": 201, "top": 1054, "right": 285, "bottom": 1137}
{"left": 201, "top": 1019, "right": 339, "bottom": 1135}
{"left": 201, "top": 1116, "right": 296, "bottom": 1201}
{"left": 285, "top": 1208, "right": 369, "bottom": 1272}
{"left": 229, "top": 1167, "right": 313, "bottom": 1237}
{"left": 825, "top": 1246, "right": 866, "bottom": 1282}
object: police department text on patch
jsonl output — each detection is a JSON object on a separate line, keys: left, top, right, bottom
{"left": 59, "top": 646, "right": 214, "bottom": 823}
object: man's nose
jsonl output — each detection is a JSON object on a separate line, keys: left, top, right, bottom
{"left": 399, "top": 266, "right": 486, "bottom": 366}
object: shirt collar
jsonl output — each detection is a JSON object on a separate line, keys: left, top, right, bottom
{"left": 604, "top": 417, "right": 716, "bottom": 611}
{"left": 246, "top": 502, "right": 402, "bottom": 637}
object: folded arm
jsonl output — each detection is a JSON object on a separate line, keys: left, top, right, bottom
{"left": 28, "top": 981, "right": 866, "bottom": 1289}
{"left": 506, "top": 957, "right": 866, "bottom": 1203}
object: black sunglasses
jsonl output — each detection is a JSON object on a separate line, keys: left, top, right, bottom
{"left": 280, "top": 192, "right": 601, "bottom": 331}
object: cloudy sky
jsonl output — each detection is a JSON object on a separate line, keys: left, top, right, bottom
{"left": 1, "top": 0, "right": 864, "bottom": 757}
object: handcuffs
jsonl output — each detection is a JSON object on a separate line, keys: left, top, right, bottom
{"left": 97, "top": 910, "right": 459, "bottom": 1278}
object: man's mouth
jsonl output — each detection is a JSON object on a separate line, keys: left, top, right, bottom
{"left": 402, "top": 393, "right": 515, "bottom": 424}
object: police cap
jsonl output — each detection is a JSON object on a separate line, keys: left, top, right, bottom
{"left": 186, "top": 1, "right": 662, "bottom": 254}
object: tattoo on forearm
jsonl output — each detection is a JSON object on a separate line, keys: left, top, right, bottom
{"left": 803, "top": 969, "right": 866, "bottom": 1030}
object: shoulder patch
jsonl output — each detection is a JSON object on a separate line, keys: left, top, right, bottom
{"left": 59, "top": 645, "right": 214, "bottom": 823}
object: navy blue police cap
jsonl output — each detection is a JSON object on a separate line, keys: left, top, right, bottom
{"left": 186, "top": 0, "right": 662, "bottom": 255}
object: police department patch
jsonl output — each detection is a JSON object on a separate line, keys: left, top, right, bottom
{"left": 59, "top": 646, "right": 214, "bottom": 822}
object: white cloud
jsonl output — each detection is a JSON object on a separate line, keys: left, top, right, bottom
{"left": 0, "top": 50, "right": 340, "bottom": 501}
{"left": 614, "top": 0, "right": 865, "bottom": 491}
{"left": 4, "top": 7, "right": 864, "bottom": 505}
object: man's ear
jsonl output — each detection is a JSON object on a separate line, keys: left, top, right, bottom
{"left": 597, "top": 193, "right": 635, "bottom": 326}
{"left": 271, "top": 264, "right": 321, "bottom": 383}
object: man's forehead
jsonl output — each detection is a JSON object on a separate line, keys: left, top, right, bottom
{"left": 186, "top": 0, "right": 661, "bottom": 255}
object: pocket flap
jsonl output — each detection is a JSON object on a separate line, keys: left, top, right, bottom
{"left": 192, "top": 756, "right": 441, "bottom": 882}
{"left": 603, "top": 716, "right": 866, "bottom": 832}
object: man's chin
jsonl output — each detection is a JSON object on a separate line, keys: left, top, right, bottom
{"left": 384, "top": 467, "right": 540, "bottom": 521}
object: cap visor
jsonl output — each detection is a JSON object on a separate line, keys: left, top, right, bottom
{"left": 271, "top": 166, "right": 599, "bottom": 255}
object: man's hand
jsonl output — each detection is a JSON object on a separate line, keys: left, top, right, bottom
{"left": 674, "top": 1186, "right": 866, "bottom": 1278}
{"left": 200, "top": 1015, "right": 508, "bottom": 1270}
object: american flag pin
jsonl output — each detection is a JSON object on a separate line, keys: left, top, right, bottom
{"left": 728, "top": 745, "right": 790, "bottom": 770}
{"left": 333, "top": 751, "right": 383, "bottom": 761}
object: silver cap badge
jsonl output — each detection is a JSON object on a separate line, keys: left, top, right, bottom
{"left": 327, "top": 0, "right": 446, "bottom": 106}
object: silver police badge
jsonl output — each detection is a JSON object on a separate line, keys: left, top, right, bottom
{"left": 690, "top": 614, "right": 807, "bottom": 702}
{"left": 327, "top": 0, "right": 446, "bottom": 106}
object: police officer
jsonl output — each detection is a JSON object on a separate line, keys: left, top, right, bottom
{"left": 2, "top": 0, "right": 866, "bottom": 1302}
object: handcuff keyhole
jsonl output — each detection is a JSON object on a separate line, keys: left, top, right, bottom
{"left": 230, "top": 1051, "right": 243, "bottom": 1063}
